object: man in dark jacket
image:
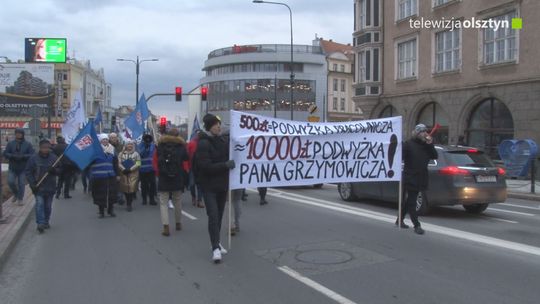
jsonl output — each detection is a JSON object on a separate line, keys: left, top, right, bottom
{"left": 52, "top": 136, "right": 76, "bottom": 199}
{"left": 3, "top": 128, "right": 35, "bottom": 205}
{"left": 153, "top": 128, "right": 189, "bottom": 236}
{"left": 25, "top": 139, "right": 59, "bottom": 233}
{"left": 196, "top": 114, "right": 235, "bottom": 263}
{"left": 396, "top": 124, "right": 438, "bottom": 235}
{"left": 138, "top": 134, "right": 157, "bottom": 205}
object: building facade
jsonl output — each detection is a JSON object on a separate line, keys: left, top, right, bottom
{"left": 200, "top": 44, "right": 327, "bottom": 126}
{"left": 317, "top": 38, "right": 363, "bottom": 122}
{"left": 353, "top": 0, "right": 540, "bottom": 158}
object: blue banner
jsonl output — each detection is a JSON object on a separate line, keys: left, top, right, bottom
{"left": 64, "top": 122, "right": 106, "bottom": 170}
{"left": 124, "top": 93, "right": 149, "bottom": 139}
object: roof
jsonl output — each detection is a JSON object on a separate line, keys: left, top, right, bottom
{"left": 318, "top": 39, "right": 353, "bottom": 55}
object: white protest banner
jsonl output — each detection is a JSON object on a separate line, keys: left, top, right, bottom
{"left": 229, "top": 111, "right": 402, "bottom": 190}
{"left": 61, "top": 90, "right": 86, "bottom": 143}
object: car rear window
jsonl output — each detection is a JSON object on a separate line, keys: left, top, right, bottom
{"left": 445, "top": 151, "right": 494, "bottom": 167}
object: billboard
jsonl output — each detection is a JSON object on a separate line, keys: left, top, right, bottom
{"left": 0, "top": 63, "right": 54, "bottom": 116}
{"left": 25, "top": 38, "right": 67, "bottom": 63}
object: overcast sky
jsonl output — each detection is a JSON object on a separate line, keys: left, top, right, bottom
{"left": 1, "top": 0, "right": 353, "bottom": 119}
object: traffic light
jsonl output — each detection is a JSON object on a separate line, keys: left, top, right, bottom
{"left": 201, "top": 86, "right": 208, "bottom": 101}
{"left": 175, "top": 87, "right": 182, "bottom": 101}
{"left": 159, "top": 116, "right": 167, "bottom": 134}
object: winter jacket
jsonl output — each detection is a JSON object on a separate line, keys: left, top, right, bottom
{"left": 152, "top": 135, "right": 189, "bottom": 192}
{"left": 195, "top": 132, "right": 230, "bottom": 193}
{"left": 24, "top": 152, "right": 59, "bottom": 196}
{"left": 402, "top": 137, "right": 438, "bottom": 191}
{"left": 3, "top": 139, "right": 34, "bottom": 173}
{"left": 138, "top": 142, "right": 155, "bottom": 173}
{"left": 90, "top": 153, "right": 117, "bottom": 179}
{"left": 118, "top": 150, "right": 141, "bottom": 193}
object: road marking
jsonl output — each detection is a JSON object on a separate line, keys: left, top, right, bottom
{"left": 278, "top": 266, "right": 357, "bottom": 304}
{"left": 268, "top": 191, "right": 540, "bottom": 257}
{"left": 487, "top": 217, "right": 518, "bottom": 224}
{"left": 488, "top": 208, "right": 535, "bottom": 217}
{"left": 182, "top": 211, "right": 197, "bottom": 220}
{"left": 499, "top": 203, "right": 540, "bottom": 211}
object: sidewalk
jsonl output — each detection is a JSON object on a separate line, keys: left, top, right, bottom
{"left": 0, "top": 186, "right": 34, "bottom": 268}
{"left": 506, "top": 179, "right": 540, "bottom": 201}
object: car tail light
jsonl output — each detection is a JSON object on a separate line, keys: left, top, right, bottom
{"left": 439, "top": 166, "right": 470, "bottom": 176}
{"left": 467, "top": 149, "right": 479, "bottom": 153}
{"left": 497, "top": 167, "right": 506, "bottom": 176}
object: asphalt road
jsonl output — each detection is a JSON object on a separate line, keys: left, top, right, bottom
{"left": 1, "top": 184, "right": 539, "bottom": 304}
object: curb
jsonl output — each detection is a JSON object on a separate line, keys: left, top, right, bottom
{"left": 0, "top": 186, "right": 35, "bottom": 269}
{"left": 508, "top": 192, "right": 540, "bottom": 202}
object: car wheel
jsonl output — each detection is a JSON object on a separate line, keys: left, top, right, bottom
{"left": 313, "top": 184, "right": 324, "bottom": 189}
{"left": 463, "top": 203, "right": 489, "bottom": 214}
{"left": 338, "top": 183, "right": 357, "bottom": 202}
{"left": 415, "top": 191, "right": 430, "bottom": 215}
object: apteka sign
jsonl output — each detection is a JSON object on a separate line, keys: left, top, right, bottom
{"left": 229, "top": 111, "right": 402, "bottom": 190}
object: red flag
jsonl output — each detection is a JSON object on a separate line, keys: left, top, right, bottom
{"left": 429, "top": 123, "right": 441, "bottom": 136}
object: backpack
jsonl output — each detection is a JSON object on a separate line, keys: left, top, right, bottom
{"left": 157, "top": 143, "right": 181, "bottom": 178}
{"left": 191, "top": 137, "right": 212, "bottom": 184}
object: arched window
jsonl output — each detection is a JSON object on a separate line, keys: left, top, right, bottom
{"left": 467, "top": 98, "right": 514, "bottom": 159}
{"left": 379, "top": 105, "right": 398, "bottom": 118}
{"left": 416, "top": 102, "right": 449, "bottom": 144}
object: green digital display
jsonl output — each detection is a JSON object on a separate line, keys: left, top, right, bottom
{"left": 25, "top": 38, "right": 67, "bottom": 63}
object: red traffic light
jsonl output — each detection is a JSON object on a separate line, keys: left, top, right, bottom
{"left": 160, "top": 116, "right": 167, "bottom": 125}
{"left": 175, "top": 87, "right": 182, "bottom": 101}
{"left": 201, "top": 86, "right": 208, "bottom": 101}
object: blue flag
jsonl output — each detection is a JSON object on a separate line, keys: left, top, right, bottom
{"left": 94, "top": 107, "right": 102, "bottom": 127}
{"left": 64, "top": 122, "right": 106, "bottom": 170}
{"left": 190, "top": 114, "right": 201, "bottom": 140}
{"left": 124, "top": 93, "right": 149, "bottom": 139}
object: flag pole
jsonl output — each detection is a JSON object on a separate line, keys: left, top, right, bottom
{"left": 398, "top": 177, "right": 403, "bottom": 230}
{"left": 228, "top": 189, "right": 232, "bottom": 251}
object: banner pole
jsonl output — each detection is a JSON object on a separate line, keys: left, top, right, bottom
{"left": 228, "top": 189, "right": 232, "bottom": 251}
{"left": 36, "top": 154, "right": 64, "bottom": 188}
{"left": 398, "top": 177, "right": 403, "bottom": 230}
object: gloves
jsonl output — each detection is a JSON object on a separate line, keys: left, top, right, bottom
{"left": 30, "top": 184, "right": 39, "bottom": 195}
{"left": 225, "top": 160, "right": 236, "bottom": 169}
{"left": 122, "top": 169, "right": 130, "bottom": 175}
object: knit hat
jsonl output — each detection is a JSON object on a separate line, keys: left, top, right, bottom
{"left": 39, "top": 138, "right": 51, "bottom": 146}
{"left": 203, "top": 114, "right": 221, "bottom": 131}
{"left": 98, "top": 133, "right": 109, "bottom": 141}
{"left": 15, "top": 128, "right": 25, "bottom": 135}
{"left": 413, "top": 124, "right": 428, "bottom": 135}
{"left": 56, "top": 136, "right": 66, "bottom": 144}
{"left": 142, "top": 134, "right": 153, "bottom": 143}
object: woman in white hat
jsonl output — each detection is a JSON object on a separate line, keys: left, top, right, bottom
{"left": 89, "top": 134, "right": 119, "bottom": 218}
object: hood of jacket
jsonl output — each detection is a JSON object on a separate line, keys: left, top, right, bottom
{"left": 158, "top": 135, "right": 185, "bottom": 145}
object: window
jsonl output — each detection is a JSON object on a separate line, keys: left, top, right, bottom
{"left": 483, "top": 11, "right": 518, "bottom": 65}
{"left": 359, "top": 0, "right": 366, "bottom": 29}
{"left": 340, "top": 98, "right": 346, "bottom": 111}
{"left": 333, "top": 97, "right": 338, "bottom": 110}
{"left": 333, "top": 64, "right": 338, "bottom": 71}
{"left": 340, "top": 64, "right": 345, "bottom": 72}
{"left": 379, "top": 105, "right": 398, "bottom": 118}
{"left": 416, "top": 102, "right": 450, "bottom": 144}
{"left": 333, "top": 79, "right": 338, "bottom": 91}
{"left": 358, "top": 51, "right": 366, "bottom": 82}
{"left": 433, "top": 0, "right": 450, "bottom": 7}
{"left": 63, "top": 91, "right": 67, "bottom": 99}
{"left": 397, "top": 39, "right": 417, "bottom": 79}
{"left": 435, "top": 30, "right": 460, "bottom": 72}
{"left": 397, "top": 0, "right": 417, "bottom": 20}
{"left": 340, "top": 79, "right": 346, "bottom": 92}
{"left": 63, "top": 73, "right": 68, "bottom": 81}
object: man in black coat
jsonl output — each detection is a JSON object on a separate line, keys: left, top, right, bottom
{"left": 196, "top": 114, "right": 235, "bottom": 263}
{"left": 3, "top": 128, "right": 34, "bottom": 205}
{"left": 396, "top": 124, "right": 438, "bottom": 235}
{"left": 52, "top": 136, "right": 77, "bottom": 199}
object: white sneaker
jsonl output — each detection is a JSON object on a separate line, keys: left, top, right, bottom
{"left": 212, "top": 248, "right": 222, "bottom": 263}
{"left": 219, "top": 244, "right": 228, "bottom": 255}
{"left": 168, "top": 199, "right": 174, "bottom": 209}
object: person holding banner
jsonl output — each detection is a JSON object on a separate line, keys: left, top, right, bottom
{"left": 90, "top": 134, "right": 119, "bottom": 218}
{"left": 397, "top": 124, "right": 438, "bottom": 235}
{"left": 25, "top": 139, "right": 60, "bottom": 233}
{"left": 118, "top": 140, "right": 141, "bottom": 212}
{"left": 196, "top": 114, "right": 235, "bottom": 263}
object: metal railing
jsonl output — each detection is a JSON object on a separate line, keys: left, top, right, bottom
{"left": 208, "top": 44, "right": 323, "bottom": 59}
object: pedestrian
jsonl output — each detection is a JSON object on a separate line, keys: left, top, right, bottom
{"left": 196, "top": 114, "right": 235, "bottom": 263}
{"left": 138, "top": 134, "right": 157, "bottom": 205}
{"left": 25, "top": 139, "right": 59, "bottom": 233}
{"left": 118, "top": 140, "right": 141, "bottom": 212}
{"left": 52, "top": 136, "right": 77, "bottom": 199}
{"left": 230, "top": 189, "right": 243, "bottom": 236}
{"left": 90, "top": 134, "right": 119, "bottom": 218}
{"left": 3, "top": 128, "right": 34, "bottom": 205}
{"left": 396, "top": 124, "right": 438, "bottom": 235}
{"left": 187, "top": 131, "right": 204, "bottom": 208}
{"left": 109, "top": 132, "right": 125, "bottom": 205}
{"left": 153, "top": 128, "right": 189, "bottom": 236}
{"left": 258, "top": 187, "right": 268, "bottom": 205}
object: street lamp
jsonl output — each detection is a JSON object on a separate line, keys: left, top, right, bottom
{"left": 117, "top": 56, "right": 159, "bottom": 104}
{"left": 253, "top": 0, "right": 295, "bottom": 120}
